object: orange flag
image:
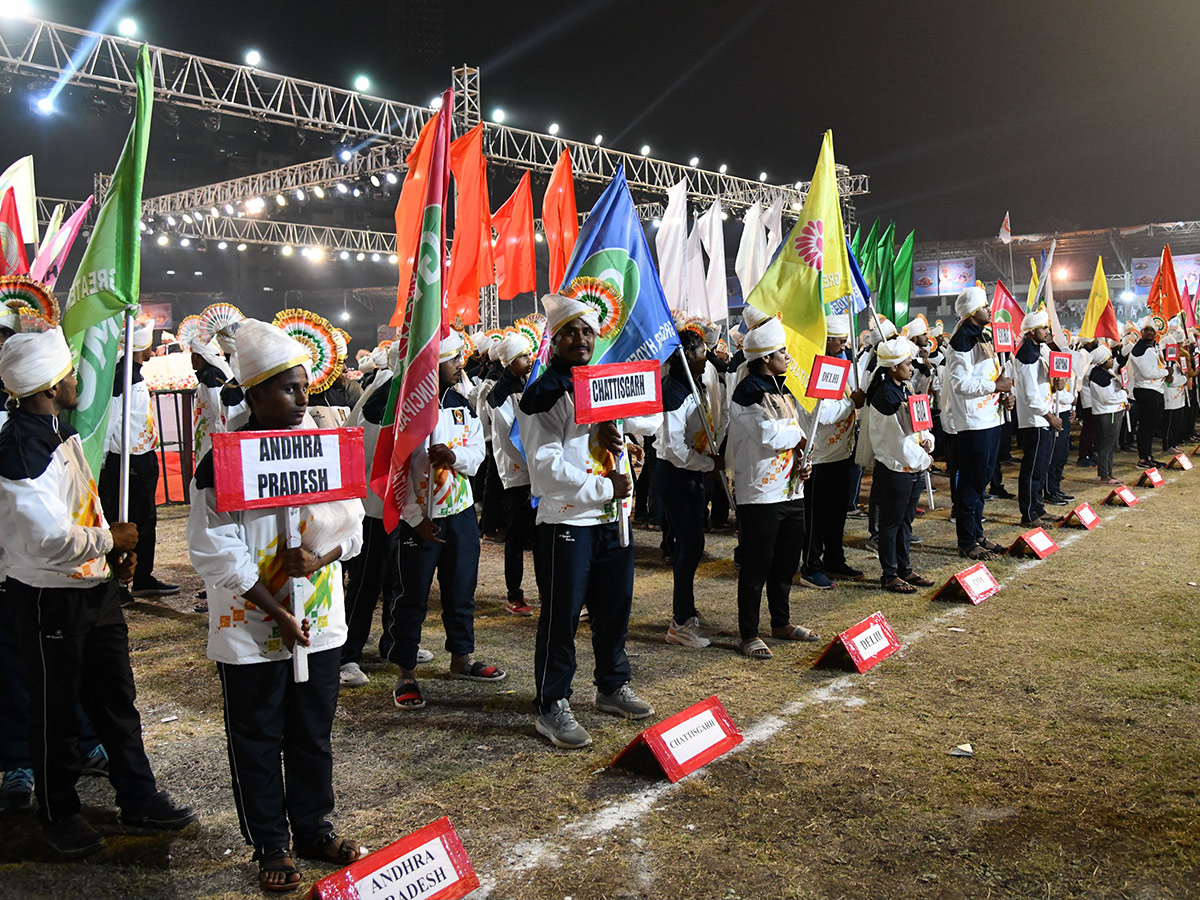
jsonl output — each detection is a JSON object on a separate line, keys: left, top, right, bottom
{"left": 543, "top": 149, "right": 579, "bottom": 292}
{"left": 492, "top": 172, "right": 536, "bottom": 300}
{"left": 445, "top": 123, "right": 493, "bottom": 326}
{"left": 389, "top": 113, "right": 442, "bottom": 326}
{"left": 1147, "top": 243, "right": 1183, "bottom": 324}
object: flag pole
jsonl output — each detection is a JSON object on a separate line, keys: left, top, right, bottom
{"left": 118, "top": 310, "right": 134, "bottom": 523}
{"left": 676, "top": 346, "right": 735, "bottom": 507}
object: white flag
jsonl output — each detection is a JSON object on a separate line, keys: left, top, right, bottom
{"left": 684, "top": 213, "right": 707, "bottom": 317}
{"left": 0, "top": 156, "right": 38, "bottom": 245}
{"left": 763, "top": 195, "right": 784, "bottom": 261}
{"left": 734, "top": 201, "right": 768, "bottom": 298}
{"left": 655, "top": 180, "right": 689, "bottom": 313}
{"left": 697, "top": 198, "right": 728, "bottom": 323}
{"left": 999, "top": 210, "right": 1012, "bottom": 245}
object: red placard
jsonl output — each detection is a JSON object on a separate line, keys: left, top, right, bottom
{"left": 1007, "top": 527, "right": 1060, "bottom": 559}
{"left": 806, "top": 355, "right": 852, "bottom": 400}
{"left": 1058, "top": 501, "right": 1100, "bottom": 529}
{"left": 991, "top": 321, "right": 1016, "bottom": 354}
{"left": 931, "top": 562, "right": 1001, "bottom": 605}
{"left": 572, "top": 360, "right": 663, "bottom": 424}
{"left": 1048, "top": 351, "right": 1073, "bottom": 377}
{"left": 908, "top": 394, "right": 933, "bottom": 431}
{"left": 611, "top": 696, "right": 743, "bottom": 783}
{"left": 1137, "top": 467, "right": 1165, "bottom": 488}
{"left": 1164, "top": 343, "right": 1180, "bottom": 362}
{"left": 308, "top": 817, "right": 478, "bottom": 900}
{"left": 1169, "top": 453, "right": 1193, "bottom": 470}
{"left": 1102, "top": 485, "right": 1139, "bottom": 506}
{"left": 813, "top": 611, "right": 901, "bottom": 673}
{"left": 212, "top": 428, "right": 366, "bottom": 513}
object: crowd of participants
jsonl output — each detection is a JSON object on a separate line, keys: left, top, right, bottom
{"left": 0, "top": 285, "right": 1191, "bottom": 891}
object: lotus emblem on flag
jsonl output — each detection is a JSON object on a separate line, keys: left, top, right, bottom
{"left": 794, "top": 219, "right": 824, "bottom": 269}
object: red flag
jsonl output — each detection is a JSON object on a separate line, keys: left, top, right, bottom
{"left": 1147, "top": 244, "right": 1183, "bottom": 323}
{"left": 0, "top": 187, "right": 30, "bottom": 276}
{"left": 389, "top": 115, "right": 443, "bottom": 327}
{"left": 543, "top": 149, "right": 579, "bottom": 292}
{"left": 991, "top": 278, "right": 1024, "bottom": 333}
{"left": 445, "top": 124, "right": 493, "bottom": 327}
{"left": 492, "top": 172, "right": 537, "bottom": 300}
{"left": 1183, "top": 281, "right": 1198, "bottom": 330}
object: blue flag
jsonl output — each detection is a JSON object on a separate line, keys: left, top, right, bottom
{"left": 837, "top": 236, "right": 870, "bottom": 316}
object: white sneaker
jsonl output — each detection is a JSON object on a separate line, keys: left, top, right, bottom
{"left": 339, "top": 662, "right": 369, "bottom": 687}
{"left": 416, "top": 647, "right": 433, "bottom": 664}
{"left": 666, "top": 617, "right": 711, "bottom": 648}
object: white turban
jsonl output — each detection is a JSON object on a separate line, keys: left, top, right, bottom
{"left": 1139, "top": 316, "right": 1157, "bottom": 331}
{"left": 955, "top": 286, "right": 988, "bottom": 320}
{"left": 868, "top": 318, "right": 897, "bottom": 345}
{"left": 0, "top": 302, "right": 21, "bottom": 332}
{"left": 487, "top": 338, "right": 504, "bottom": 360}
{"left": 1022, "top": 309, "right": 1050, "bottom": 332}
{"left": 357, "top": 354, "right": 377, "bottom": 373}
{"left": 543, "top": 293, "right": 600, "bottom": 337}
{"left": 129, "top": 320, "right": 154, "bottom": 352}
{"left": 825, "top": 314, "right": 851, "bottom": 339}
{"left": 905, "top": 317, "right": 928, "bottom": 338}
{"left": 928, "top": 320, "right": 945, "bottom": 339}
{"left": 0, "top": 328, "right": 73, "bottom": 398}
{"left": 876, "top": 336, "right": 916, "bottom": 369}
{"left": 190, "top": 335, "right": 230, "bottom": 376}
{"left": 496, "top": 332, "right": 533, "bottom": 368}
{"left": 743, "top": 317, "right": 786, "bottom": 361}
{"left": 371, "top": 347, "right": 389, "bottom": 370}
{"left": 1090, "top": 345, "right": 1112, "bottom": 366}
{"left": 742, "top": 304, "right": 771, "bottom": 330}
{"left": 235, "top": 319, "right": 312, "bottom": 389}
{"left": 439, "top": 330, "right": 464, "bottom": 363}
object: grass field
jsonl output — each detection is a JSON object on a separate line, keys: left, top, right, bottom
{"left": 2, "top": 447, "right": 1198, "bottom": 900}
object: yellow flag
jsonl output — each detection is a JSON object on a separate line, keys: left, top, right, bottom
{"left": 1079, "top": 256, "right": 1119, "bottom": 341}
{"left": 746, "top": 130, "right": 851, "bottom": 411}
{"left": 1026, "top": 257, "right": 1040, "bottom": 311}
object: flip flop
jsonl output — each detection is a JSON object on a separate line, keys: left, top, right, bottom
{"left": 258, "top": 850, "right": 302, "bottom": 893}
{"left": 960, "top": 545, "right": 997, "bottom": 561}
{"left": 296, "top": 833, "right": 366, "bottom": 865}
{"left": 450, "top": 660, "right": 507, "bottom": 682}
{"left": 739, "top": 638, "right": 773, "bottom": 660}
{"left": 978, "top": 538, "right": 1005, "bottom": 553}
{"left": 901, "top": 572, "right": 936, "bottom": 587}
{"left": 883, "top": 577, "right": 917, "bottom": 594}
{"left": 771, "top": 624, "right": 821, "bottom": 642}
{"left": 393, "top": 679, "right": 425, "bottom": 710}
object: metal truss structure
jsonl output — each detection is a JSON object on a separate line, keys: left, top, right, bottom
{"left": 156, "top": 214, "right": 398, "bottom": 255}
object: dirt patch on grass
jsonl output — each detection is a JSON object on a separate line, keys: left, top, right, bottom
{"left": 2, "top": 452, "right": 1198, "bottom": 899}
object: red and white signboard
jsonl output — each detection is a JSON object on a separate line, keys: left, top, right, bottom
{"left": 1058, "top": 501, "right": 1100, "bottom": 529}
{"left": 931, "top": 562, "right": 1001, "bottom": 605}
{"left": 1164, "top": 343, "right": 1180, "bottom": 362}
{"left": 813, "top": 611, "right": 901, "bottom": 674}
{"left": 309, "top": 817, "right": 478, "bottom": 900}
{"left": 1169, "top": 453, "right": 1193, "bottom": 471}
{"left": 992, "top": 321, "right": 1016, "bottom": 354}
{"left": 1007, "top": 527, "right": 1060, "bottom": 559}
{"left": 572, "top": 360, "right": 663, "bottom": 424}
{"left": 212, "top": 428, "right": 366, "bottom": 513}
{"left": 1048, "top": 351, "right": 1073, "bottom": 378}
{"left": 805, "top": 355, "right": 853, "bottom": 400}
{"left": 908, "top": 394, "right": 933, "bottom": 431}
{"left": 1138, "top": 467, "right": 1165, "bottom": 488}
{"left": 1102, "top": 485, "right": 1139, "bottom": 506}
{"left": 611, "top": 696, "right": 743, "bottom": 783}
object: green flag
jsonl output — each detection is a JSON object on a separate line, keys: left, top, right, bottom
{"left": 849, "top": 223, "right": 862, "bottom": 261}
{"left": 62, "top": 44, "right": 154, "bottom": 477}
{"left": 859, "top": 219, "right": 881, "bottom": 291}
{"left": 877, "top": 243, "right": 896, "bottom": 322}
{"left": 874, "top": 222, "right": 896, "bottom": 290}
{"left": 893, "top": 230, "right": 915, "bottom": 328}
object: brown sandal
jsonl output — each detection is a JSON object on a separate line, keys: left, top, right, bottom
{"left": 258, "top": 850, "right": 302, "bottom": 893}
{"left": 771, "top": 624, "right": 821, "bottom": 642}
{"left": 978, "top": 538, "right": 1005, "bottom": 553}
{"left": 883, "top": 577, "right": 917, "bottom": 594}
{"left": 959, "top": 544, "right": 997, "bottom": 561}
{"left": 901, "top": 572, "right": 936, "bottom": 587}
{"left": 297, "top": 832, "right": 366, "bottom": 865}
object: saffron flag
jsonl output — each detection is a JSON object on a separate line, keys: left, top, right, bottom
{"left": 371, "top": 89, "right": 452, "bottom": 532}
{"left": 389, "top": 113, "right": 443, "bottom": 327}
{"left": 893, "top": 230, "right": 915, "bottom": 328}
{"left": 30, "top": 195, "right": 93, "bottom": 289}
{"left": 1079, "top": 256, "right": 1120, "bottom": 342}
{"left": 746, "top": 129, "right": 852, "bottom": 411}
{"left": 492, "top": 172, "right": 537, "bottom": 300}
{"left": 992, "top": 278, "right": 1025, "bottom": 334}
{"left": 543, "top": 149, "right": 579, "bottom": 292}
{"left": 999, "top": 210, "right": 1012, "bottom": 245}
{"left": 445, "top": 123, "right": 492, "bottom": 327}
{"left": 61, "top": 45, "right": 153, "bottom": 479}
{"left": 0, "top": 155, "right": 38, "bottom": 246}
{"left": 0, "top": 188, "right": 29, "bottom": 276}
{"left": 1147, "top": 244, "right": 1183, "bottom": 323}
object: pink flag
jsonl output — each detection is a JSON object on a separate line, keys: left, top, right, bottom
{"left": 1183, "top": 280, "right": 1198, "bottom": 330}
{"left": 30, "top": 195, "right": 93, "bottom": 288}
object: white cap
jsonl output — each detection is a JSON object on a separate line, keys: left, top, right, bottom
{"left": 1139, "top": 315, "right": 1157, "bottom": 331}
{"left": 955, "top": 286, "right": 988, "bottom": 319}
{"left": 0, "top": 328, "right": 74, "bottom": 398}
{"left": 235, "top": 319, "right": 313, "bottom": 389}
{"left": 543, "top": 292, "right": 600, "bottom": 337}
{"left": 904, "top": 316, "right": 928, "bottom": 338}
{"left": 439, "top": 330, "right": 464, "bottom": 364}
{"left": 497, "top": 332, "right": 533, "bottom": 367}
{"left": 189, "top": 335, "right": 228, "bottom": 374}
{"left": 1022, "top": 308, "right": 1050, "bottom": 332}
{"left": 825, "top": 314, "right": 851, "bottom": 339}
{"left": 868, "top": 317, "right": 897, "bottom": 345}
{"left": 876, "top": 336, "right": 916, "bottom": 368}
{"left": 123, "top": 319, "right": 154, "bottom": 352}
{"left": 743, "top": 304, "right": 771, "bottom": 330}
{"left": 1090, "top": 345, "right": 1112, "bottom": 366}
{"left": 743, "top": 317, "right": 786, "bottom": 361}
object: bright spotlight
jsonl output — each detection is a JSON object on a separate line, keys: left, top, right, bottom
{"left": 180, "top": 238, "right": 191, "bottom": 247}
{"left": 548, "top": 122, "right": 559, "bottom": 135}
{"left": 339, "top": 250, "right": 350, "bottom": 260}
{"left": 312, "top": 185, "right": 326, "bottom": 199}
{"left": 689, "top": 157, "right": 699, "bottom": 167}
{"left": 594, "top": 134, "right": 603, "bottom": 145}
{"left": 295, "top": 189, "right": 305, "bottom": 201}
{"left": 217, "top": 241, "right": 228, "bottom": 250}
{"left": 335, "top": 145, "right": 354, "bottom": 164}
{"left": 356, "top": 252, "right": 365, "bottom": 261}
{"left": 388, "top": 254, "right": 398, "bottom": 264}
{"left": 640, "top": 145, "right": 650, "bottom": 156}
{"left": 1057, "top": 266, "right": 1070, "bottom": 279}
{"left": 210, "top": 206, "right": 220, "bottom": 218}
{"left": 117, "top": 18, "right": 136, "bottom": 37}
{"left": 236, "top": 243, "right": 247, "bottom": 252}
{"left": 718, "top": 164, "right": 727, "bottom": 174}
{"left": 224, "top": 203, "right": 234, "bottom": 215}
{"left": 34, "top": 95, "right": 53, "bottom": 115}
{"left": 281, "top": 245, "right": 293, "bottom": 256}
{"left": 759, "top": 171, "right": 767, "bottom": 181}
{"left": 370, "top": 174, "right": 381, "bottom": 188}
{"left": 336, "top": 183, "right": 349, "bottom": 194}
{"left": 534, "top": 233, "right": 544, "bottom": 243}
{"left": 166, "top": 215, "right": 176, "bottom": 226}
{"left": 492, "top": 108, "right": 506, "bottom": 123}
{"left": 275, "top": 193, "right": 287, "bottom": 207}
{"left": 1121, "top": 290, "right": 1135, "bottom": 301}
{"left": 0, "top": 1, "right": 33, "bottom": 16}
{"left": 245, "top": 49, "right": 261, "bottom": 67}
{"left": 652, "top": 218, "right": 662, "bottom": 228}
{"left": 192, "top": 211, "right": 204, "bottom": 222}
{"left": 352, "top": 187, "right": 362, "bottom": 198}
{"left": 385, "top": 172, "right": 398, "bottom": 185}
{"left": 340, "top": 309, "right": 351, "bottom": 322}
{"left": 371, "top": 252, "right": 381, "bottom": 262}
{"left": 354, "top": 75, "right": 370, "bottom": 92}
{"left": 156, "top": 234, "right": 169, "bottom": 246}
{"left": 429, "top": 96, "right": 442, "bottom": 109}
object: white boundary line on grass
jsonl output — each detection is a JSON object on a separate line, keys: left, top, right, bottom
{"left": 471, "top": 472, "right": 1172, "bottom": 896}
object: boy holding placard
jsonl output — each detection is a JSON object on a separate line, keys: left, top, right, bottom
{"left": 1013, "top": 309, "right": 1061, "bottom": 526}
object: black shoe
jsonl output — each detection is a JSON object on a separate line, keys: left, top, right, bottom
{"left": 1043, "top": 495, "right": 1069, "bottom": 506}
{"left": 43, "top": 814, "right": 105, "bottom": 859}
{"left": 991, "top": 487, "right": 1014, "bottom": 499}
{"left": 1056, "top": 492, "right": 1075, "bottom": 501}
{"left": 119, "top": 790, "right": 197, "bottom": 831}
{"left": 824, "top": 563, "right": 864, "bottom": 578}
{"left": 130, "top": 579, "right": 180, "bottom": 598}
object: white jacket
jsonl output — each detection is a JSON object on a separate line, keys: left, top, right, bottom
{"left": 401, "top": 387, "right": 484, "bottom": 527}
{"left": 1013, "top": 336, "right": 1052, "bottom": 428}
{"left": 1165, "top": 366, "right": 1188, "bottom": 410}
{"left": 517, "top": 359, "right": 661, "bottom": 526}
{"left": 104, "top": 365, "right": 158, "bottom": 456}
{"left": 0, "top": 413, "right": 113, "bottom": 589}
{"left": 1127, "top": 339, "right": 1166, "bottom": 393}
{"left": 656, "top": 368, "right": 726, "bottom": 473}
{"left": 488, "top": 370, "right": 531, "bottom": 489}
{"left": 866, "top": 379, "right": 934, "bottom": 474}
{"left": 945, "top": 323, "right": 1003, "bottom": 431}
{"left": 729, "top": 371, "right": 806, "bottom": 505}
{"left": 809, "top": 395, "right": 857, "bottom": 465}
{"left": 1088, "top": 365, "right": 1128, "bottom": 415}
